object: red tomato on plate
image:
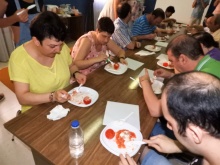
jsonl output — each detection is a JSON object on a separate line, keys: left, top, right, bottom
{"left": 163, "top": 62, "right": 169, "bottom": 67}
{"left": 114, "top": 63, "right": 120, "bottom": 70}
{"left": 105, "top": 129, "right": 115, "bottom": 139}
{"left": 83, "top": 96, "right": 91, "bottom": 104}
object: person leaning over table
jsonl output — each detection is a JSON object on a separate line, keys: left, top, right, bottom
{"left": 135, "top": 35, "right": 220, "bottom": 164}
{"left": 119, "top": 71, "right": 220, "bottom": 165}
{"left": 131, "top": 8, "right": 174, "bottom": 41}
{"left": 71, "top": 17, "right": 127, "bottom": 75}
{"left": 0, "top": 0, "right": 44, "bottom": 47}
{"left": 192, "top": 31, "right": 220, "bottom": 61}
{"left": 140, "top": 34, "right": 220, "bottom": 134}
{"left": 111, "top": 2, "right": 141, "bottom": 50}
{"left": 8, "top": 11, "right": 86, "bottom": 113}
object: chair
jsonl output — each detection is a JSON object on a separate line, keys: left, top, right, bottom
{"left": 0, "top": 67, "right": 20, "bottom": 141}
{"left": 0, "top": 67, "right": 14, "bottom": 92}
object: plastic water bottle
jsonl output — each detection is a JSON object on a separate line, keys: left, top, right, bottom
{"left": 69, "top": 120, "right": 84, "bottom": 158}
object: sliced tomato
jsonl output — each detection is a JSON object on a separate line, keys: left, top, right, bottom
{"left": 114, "top": 63, "right": 120, "bottom": 70}
{"left": 105, "top": 129, "right": 115, "bottom": 139}
{"left": 83, "top": 96, "right": 91, "bottom": 104}
{"left": 163, "top": 62, "right": 169, "bottom": 67}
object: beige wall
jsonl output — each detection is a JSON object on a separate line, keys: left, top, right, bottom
{"left": 94, "top": 0, "right": 210, "bottom": 26}
{"left": 155, "top": 0, "right": 210, "bottom": 24}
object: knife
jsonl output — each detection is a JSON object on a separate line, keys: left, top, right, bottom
{"left": 17, "top": 4, "right": 36, "bottom": 15}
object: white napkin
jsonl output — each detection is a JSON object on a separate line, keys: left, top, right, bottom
{"left": 156, "top": 54, "right": 168, "bottom": 61}
{"left": 103, "top": 101, "right": 140, "bottom": 130}
{"left": 126, "top": 57, "right": 144, "bottom": 70}
{"left": 138, "top": 68, "right": 164, "bottom": 82}
{"left": 47, "top": 105, "right": 70, "bottom": 121}
{"left": 155, "top": 42, "right": 168, "bottom": 48}
{"left": 135, "top": 50, "right": 155, "bottom": 56}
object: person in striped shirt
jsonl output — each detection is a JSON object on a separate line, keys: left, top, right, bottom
{"left": 112, "top": 2, "right": 141, "bottom": 50}
{"left": 132, "top": 8, "right": 174, "bottom": 40}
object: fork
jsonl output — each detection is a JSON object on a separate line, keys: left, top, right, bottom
{"left": 76, "top": 84, "right": 83, "bottom": 93}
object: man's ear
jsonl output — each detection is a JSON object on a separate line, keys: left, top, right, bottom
{"left": 179, "top": 54, "right": 188, "bottom": 64}
{"left": 32, "top": 37, "right": 41, "bottom": 46}
{"left": 187, "top": 123, "right": 203, "bottom": 144}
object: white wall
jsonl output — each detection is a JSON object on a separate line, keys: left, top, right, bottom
{"left": 94, "top": 0, "right": 210, "bottom": 27}
{"left": 155, "top": 0, "right": 210, "bottom": 24}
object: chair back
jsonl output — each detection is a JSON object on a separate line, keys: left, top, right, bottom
{"left": 0, "top": 67, "right": 15, "bottom": 92}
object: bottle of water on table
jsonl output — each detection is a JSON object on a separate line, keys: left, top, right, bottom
{"left": 69, "top": 120, "right": 84, "bottom": 158}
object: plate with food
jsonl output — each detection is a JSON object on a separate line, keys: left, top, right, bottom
{"left": 155, "top": 36, "right": 166, "bottom": 42}
{"left": 144, "top": 45, "right": 161, "bottom": 52}
{"left": 104, "top": 63, "right": 128, "bottom": 75}
{"left": 100, "top": 121, "right": 143, "bottom": 157}
{"left": 157, "top": 60, "right": 174, "bottom": 70}
{"left": 68, "top": 87, "right": 99, "bottom": 107}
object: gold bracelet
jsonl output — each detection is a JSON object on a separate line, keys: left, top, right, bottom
{"left": 49, "top": 92, "right": 54, "bottom": 102}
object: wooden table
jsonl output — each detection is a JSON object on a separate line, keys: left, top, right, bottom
{"left": 4, "top": 29, "right": 184, "bottom": 165}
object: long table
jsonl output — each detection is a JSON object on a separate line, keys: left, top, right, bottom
{"left": 4, "top": 30, "right": 183, "bottom": 165}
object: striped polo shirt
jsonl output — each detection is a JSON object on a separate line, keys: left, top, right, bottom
{"left": 112, "top": 18, "right": 132, "bottom": 49}
{"left": 132, "top": 14, "right": 156, "bottom": 36}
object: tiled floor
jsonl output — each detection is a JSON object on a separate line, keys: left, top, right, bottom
{"left": 0, "top": 40, "right": 76, "bottom": 165}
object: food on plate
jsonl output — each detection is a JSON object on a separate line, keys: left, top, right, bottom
{"left": 83, "top": 96, "right": 92, "bottom": 104}
{"left": 70, "top": 91, "right": 92, "bottom": 105}
{"left": 115, "top": 129, "right": 136, "bottom": 148}
{"left": 152, "top": 45, "right": 156, "bottom": 49}
{"left": 113, "top": 63, "right": 120, "bottom": 70}
{"left": 163, "top": 62, "right": 173, "bottom": 68}
{"left": 105, "top": 129, "right": 115, "bottom": 139}
{"left": 163, "top": 62, "right": 169, "bottom": 67}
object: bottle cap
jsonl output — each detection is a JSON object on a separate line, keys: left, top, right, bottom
{"left": 71, "top": 120, "right": 79, "bottom": 127}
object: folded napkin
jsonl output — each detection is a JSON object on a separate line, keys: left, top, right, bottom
{"left": 126, "top": 57, "right": 144, "bottom": 70}
{"left": 156, "top": 54, "right": 168, "bottom": 61}
{"left": 155, "top": 42, "right": 168, "bottom": 47}
{"left": 135, "top": 50, "right": 155, "bottom": 56}
{"left": 47, "top": 105, "right": 70, "bottom": 121}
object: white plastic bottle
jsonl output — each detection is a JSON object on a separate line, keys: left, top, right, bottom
{"left": 69, "top": 120, "right": 84, "bottom": 158}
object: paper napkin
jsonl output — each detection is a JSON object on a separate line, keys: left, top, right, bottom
{"left": 135, "top": 50, "right": 155, "bottom": 56}
{"left": 156, "top": 54, "right": 168, "bottom": 61}
{"left": 47, "top": 105, "right": 70, "bottom": 121}
{"left": 155, "top": 42, "right": 168, "bottom": 48}
{"left": 103, "top": 101, "right": 140, "bottom": 130}
{"left": 126, "top": 58, "right": 144, "bottom": 71}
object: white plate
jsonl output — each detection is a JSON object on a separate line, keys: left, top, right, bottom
{"left": 155, "top": 37, "right": 166, "bottom": 42}
{"left": 157, "top": 60, "right": 174, "bottom": 70}
{"left": 139, "top": 79, "right": 164, "bottom": 94}
{"left": 144, "top": 45, "right": 161, "bottom": 52}
{"left": 68, "top": 87, "right": 99, "bottom": 107}
{"left": 104, "top": 63, "right": 128, "bottom": 75}
{"left": 100, "top": 121, "right": 143, "bottom": 157}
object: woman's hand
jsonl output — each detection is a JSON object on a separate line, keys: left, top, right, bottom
{"left": 96, "top": 52, "right": 108, "bottom": 62}
{"left": 15, "top": 9, "right": 28, "bottom": 22}
{"left": 119, "top": 58, "right": 128, "bottom": 65}
{"left": 53, "top": 90, "right": 70, "bottom": 102}
{"left": 75, "top": 72, "right": 86, "bottom": 85}
{"left": 139, "top": 68, "right": 151, "bottom": 86}
{"left": 119, "top": 154, "right": 137, "bottom": 165}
